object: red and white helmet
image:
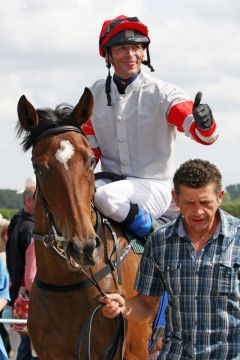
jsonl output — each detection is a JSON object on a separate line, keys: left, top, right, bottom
{"left": 99, "top": 15, "right": 150, "bottom": 57}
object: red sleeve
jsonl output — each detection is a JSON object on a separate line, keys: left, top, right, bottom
{"left": 82, "top": 119, "right": 101, "bottom": 162}
{"left": 167, "top": 100, "right": 218, "bottom": 145}
{"left": 167, "top": 100, "right": 193, "bottom": 132}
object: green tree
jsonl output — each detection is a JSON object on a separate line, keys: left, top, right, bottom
{"left": 220, "top": 202, "right": 240, "bottom": 218}
{"left": 225, "top": 184, "right": 240, "bottom": 201}
{"left": 222, "top": 191, "right": 231, "bottom": 204}
{"left": 0, "top": 208, "right": 19, "bottom": 220}
{"left": 0, "top": 190, "right": 22, "bottom": 209}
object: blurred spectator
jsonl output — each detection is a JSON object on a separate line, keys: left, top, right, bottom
{"left": 24, "top": 239, "right": 37, "bottom": 359}
{"left": 0, "top": 215, "right": 10, "bottom": 264}
{"left": 0, "top": 255, "right": 10, "bottom": 360}
{"left": 24, "top": 239, "right": 36, "bottom": 294}
{"left": 16, "top": 176, "right": 36, "bottom": 195}
{"left": 0, "top": 214, "right": 11, "bottom": 357}
{"left": 4, "top": 177, "right": 36, "bottom": 360}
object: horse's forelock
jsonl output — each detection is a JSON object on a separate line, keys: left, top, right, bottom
{"left": 55, "top": 103, "right": 73, "bottom": 120}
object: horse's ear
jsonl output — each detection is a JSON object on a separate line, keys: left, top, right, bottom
{"left": 71, "top": 87, "right": 94, "bottom": 127}
{"left": 17, "top": 95, "right": 39, "bottom": 131}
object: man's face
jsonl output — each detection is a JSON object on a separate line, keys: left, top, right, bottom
{"left": 24, "top": 189, "right": 36, "bottom": 215}
{"left": 172, "top": 183, "right": 224, "bottom": 235}
{"left": 109, "top": 43, "right": 145, "bottom": 79}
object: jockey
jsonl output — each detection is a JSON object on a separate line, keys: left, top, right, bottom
{"left": 81, "top": 15, "right": 219, "bottom": 239}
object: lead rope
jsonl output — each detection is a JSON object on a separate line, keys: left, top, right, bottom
{"left": 77, "top": 268, "right": 125, "bottom": 360}
{"left": 80, "top": 268, "right": 106, "bottom": 297}
{"left": 77, "top": 304, "right": 125, "bottom": 360}
{"left": 77, "top": 216, "right": 125, "bottom": 360}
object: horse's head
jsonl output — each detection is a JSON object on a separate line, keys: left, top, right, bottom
{"left": 16, "top": 88, "right": 101, "bottom": 270}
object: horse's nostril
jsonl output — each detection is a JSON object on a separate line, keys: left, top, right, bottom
{"left": 66, "top": 240, "right": 81, "bottom": 256}
{"left": 66, "top": 236, "right": 100, "bottom": 263}
{"left": 85, "top": 244, "right": 95, "bottom": 258}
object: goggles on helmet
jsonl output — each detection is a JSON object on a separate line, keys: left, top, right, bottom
{"left": 99, "top": 15, "right": 150, "bottom": 57}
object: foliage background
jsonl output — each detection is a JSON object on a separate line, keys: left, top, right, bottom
{"left": 1, "top": 184, "right": 240, "bottom": 219}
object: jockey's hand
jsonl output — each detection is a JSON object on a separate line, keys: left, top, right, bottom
{"left": 100, "top": 293, "right": 126, "bottom": 319}
{"left": 193, "top": 91, "right": 213, "bottom": 130}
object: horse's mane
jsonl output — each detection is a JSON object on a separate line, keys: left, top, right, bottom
{"left": 16, "top": 104, "right": 75, "bottom": 152}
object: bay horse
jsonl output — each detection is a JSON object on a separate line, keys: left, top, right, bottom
{"left": 16, "top": 88, "right": 159, "bottom": 360}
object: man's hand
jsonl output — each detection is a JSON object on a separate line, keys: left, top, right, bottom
{"left": 100, "top": 293, "right": 160, "bottom": 321}
{"left": 100, "top": 293, "right": 127, "bottom": 319}
{"left": 193, "top": 91, "right": 213, "bottom": 130}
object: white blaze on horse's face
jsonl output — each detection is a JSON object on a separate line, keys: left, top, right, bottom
{"left": 55, "top": 140, "right": 74, "bottom": 170}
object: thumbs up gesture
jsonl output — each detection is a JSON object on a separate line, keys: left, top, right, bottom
{"left": 193, "top": 92, "right": 213, "bottom": 130}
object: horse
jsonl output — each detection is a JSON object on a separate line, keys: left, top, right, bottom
{"left": 16, "top": 87, "right": 161, "bottom": 360}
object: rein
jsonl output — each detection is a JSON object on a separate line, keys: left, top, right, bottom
{"left": 77, "top": 303, "right": 125, "bottom": 360}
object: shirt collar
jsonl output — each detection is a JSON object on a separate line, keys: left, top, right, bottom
{"left": 178, "top": 217, "right": 221, "bottom": 239}
{"left": 113, "top": 71, "right": 140, "bottom": 94}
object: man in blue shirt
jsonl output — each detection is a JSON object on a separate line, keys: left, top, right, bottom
{"left": 100, "top": 158, "right": 240, "bottom": 359}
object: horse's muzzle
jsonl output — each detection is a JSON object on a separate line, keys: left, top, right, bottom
{"left": 65, "top": 235, "right": 101, "bottom": 269}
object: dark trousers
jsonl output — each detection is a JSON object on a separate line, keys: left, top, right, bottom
{"left": 17, "top": 334, "right": 38, "bottom": 360}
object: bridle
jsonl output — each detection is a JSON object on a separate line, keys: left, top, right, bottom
{"left": 31, "top": 124, "right": 127, "bottom": 359}
{"left": 32, "top": 125, "right": 87, "bottom": 258}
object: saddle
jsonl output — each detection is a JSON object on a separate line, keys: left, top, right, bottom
{"left": 123, "top": 207, "right": 179, "bottom": 254}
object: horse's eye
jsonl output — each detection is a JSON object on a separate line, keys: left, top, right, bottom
{"left": 89, "top": 156, "right": 96, "bottom": 171}
{"left": 33, "top": 163, "right": 43, "bottom": 176}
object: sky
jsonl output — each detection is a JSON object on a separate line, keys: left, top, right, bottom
{"left": 1, "top": 0, "right": 240, "bottom": 191}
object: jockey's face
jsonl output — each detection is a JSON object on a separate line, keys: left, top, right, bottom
{"left": 109, "top": 43, "right": 145, "bottom": 79}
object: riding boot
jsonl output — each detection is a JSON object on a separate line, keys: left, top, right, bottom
{"left": 121, "top": 204, "right": 153, "bottom": 240}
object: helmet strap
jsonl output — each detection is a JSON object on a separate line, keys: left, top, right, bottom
{"left": 105, "top": 53, "right": 112, "bottom": 106}
{"left": 142, "top": 46, "right": 155, "bottom": 72}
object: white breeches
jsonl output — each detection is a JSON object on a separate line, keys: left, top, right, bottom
{"left": 94, "top": 177, "right": 172, "bottom": 222}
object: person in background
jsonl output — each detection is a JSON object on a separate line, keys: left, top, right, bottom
{"left": 0, "top": 256, "right": 10, "bottom": 360}
{"left": 0, "top": 215, "right": 11, "bottom": 357}
{"left": 82, "top": 15, "right": 219, "bottom": 240}
{"left": 4, "top": 177, "right": 36, "bottom": 360}
{"left": 24, "top": 239, "right": 36, "bottom": 296}
{"left": 100, "top": 159, "right": 240, "bottom": 359}
{"left": 23, "top": 238, "right": 38, "bottom": 359}
{"left": 0, "top": 215, "right": 10, "bottom": 263}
